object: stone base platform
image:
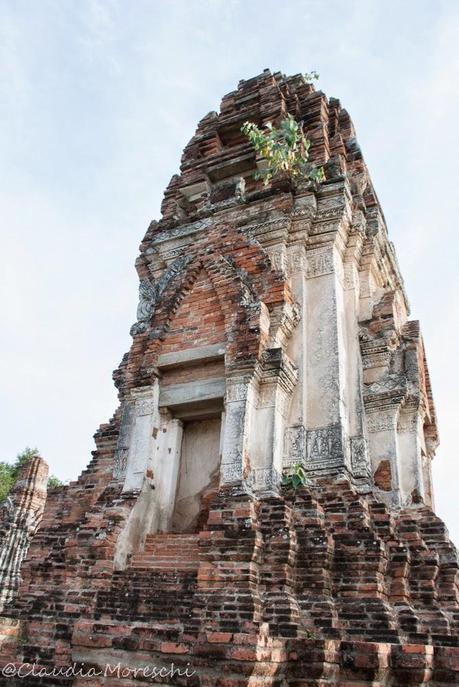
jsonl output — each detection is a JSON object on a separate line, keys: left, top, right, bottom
{"left": 0, "top": 477, "right": 457, "bottom": 685}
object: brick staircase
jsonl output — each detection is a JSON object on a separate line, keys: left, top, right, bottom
{"left": 130, "top": 533, "right": 200, "bottom": 571}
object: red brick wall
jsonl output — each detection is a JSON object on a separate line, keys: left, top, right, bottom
{"left": 160, "top": 268, "right": 226, "bottom": 355}
{"left": 161, "top": 360, "right": 225, "bottom": 387}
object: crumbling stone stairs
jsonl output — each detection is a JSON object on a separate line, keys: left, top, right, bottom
{"left": 1, "top": 479, "right": 458, "bottom": 685}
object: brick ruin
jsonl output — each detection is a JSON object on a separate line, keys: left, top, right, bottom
{"left": 0, "top": 456, "right": 48, "bottom": 613}
{"left": 0, "top": 70, "right": 458, "bottom": 685}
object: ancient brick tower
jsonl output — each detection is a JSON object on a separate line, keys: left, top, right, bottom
{"left": 0, "top": 70, "right": 458, "bottom": 685}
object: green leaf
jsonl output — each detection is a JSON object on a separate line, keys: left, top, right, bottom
{"left": 292, "top": 474, "right": 302, "bottom": 488}
{"left": 241, "top": 114, "right": 324, "bottom": 189}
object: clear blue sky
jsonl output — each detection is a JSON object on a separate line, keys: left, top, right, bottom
{"left": 1, "top": 0, "right": 458, "bottom": 542}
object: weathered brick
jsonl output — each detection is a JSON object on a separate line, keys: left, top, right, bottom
{"left": 0, "top": 69, "right": 457, "bottom": 687}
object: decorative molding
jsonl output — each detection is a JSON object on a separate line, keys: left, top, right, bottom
{"left": 305, "top": 423, "right": 344, "bottom": 467}
{"left": 244, "top": 216, "right": 291, "bottom": 241}
{"left": 350, "top": 436, "right": 371, "bottom": 478}
{"left": 364, "top": 373, "right": 406, "bottom": 396}
{"left": 306, "top": 246, "right": 335, "bottom": 278}
{"left": 130, "top": 254, "right": 192, "bottom": 336}
{"left": 397, "top": 413, "right": 420, "bottom": 433}
{"left": 286, "top": 248, "right": 307, "bottom": 275}
{"left": 246, "top": 466, "right": 281, "bottom": 493}
{"left": 362, "top": 351, "right": 390, "bottom": 369}
{"left": 225, "top": 380, "right": 250, "bottom": 403}
{"left": 366, "top": 410, "right": 398, "bottom": 433}
{"left": 316, "top": 206, "right": 347, "bottom": 222}
{"left": 310, "top": 204, "right": 350, "bottom": 236}
{"left": 220, "top": 461, "right": 242, "bottom": 484}
{"left": 351, "top": 209, "right": 367, "bottom": 235}
{"left": 152, "top": 218, "right": 212, "bottom": 246}
{"left": 135, "top": 395, "right": 157, "bottom": 416}
{"left": 267, "top": 249, "right": 286, "bottom": 273}
{"left": 257, "top": 383, "right": 277, "bottom": 409}
{"left": 284, "top": 424, "right": 306, "bottom": 467}
{"left": 113, "top": 402, "right": 135, "bottom": 479}
{"left": 343, "top": 263, "right": 358, "bottom": 290}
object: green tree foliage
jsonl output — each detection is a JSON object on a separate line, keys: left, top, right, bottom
{"left": 47, "top": 475, "right": 63, "bottom": 489}
{"left": 0, "top": 447, "right": 63, "bottom": 502}
{"left": 241, "top": 114, "right": 325, "bottom": 188}
{"left": 0, "top": 447, "right": 39, "bottom": 502}
{"left": 0, "top": 463, "right": 16, "bottom": 503}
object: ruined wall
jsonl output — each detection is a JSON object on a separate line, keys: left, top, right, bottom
{"left": 0, "top": 456, "right": 48, "bottom": 612}
{"left": 0, "top": 70, "right": 457, "bottom": 686}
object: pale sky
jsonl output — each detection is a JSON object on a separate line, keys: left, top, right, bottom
{"left": 1, "top": 0, "right": 458, "bottom": 543}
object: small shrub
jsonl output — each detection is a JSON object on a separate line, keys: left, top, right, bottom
{"left": 241, "top": 114, "right": 325, "bottom": 188}
{"left": 282, "top": 463, "right": 307, "bottom": 489}
{"left": 303, "top": 70, "right": 320, "bottom": 83}
{"left": 47, "top": 475, "right": 63, "bottom": 488}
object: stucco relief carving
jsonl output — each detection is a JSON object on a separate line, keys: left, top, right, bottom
{"left": 284, "top": 424, "right": 306, "bottom": 466}
{"left": 244, "top": 217, "right": 291, "bottom": 240}
{"left": 292, "top": 194, "right": 316, "bottom": 215}
{"left": 291, "top": 208, "right": 315, "bottom": 222}
{"left": 156, "top": 245, "right": 188, "bottom": 264}
{"left": 247, "top": 467, "right": 281, "bottom": 492}
{"left": 225, "top": 381, "right": 250, "bottom": 403}
{"left": 317, "top": 374, "right": 341, "bottom": 421}
{"left": 316, "top": 206, "right": 346, "bottom": 221}
{"left": 257, "top": 383, "right": 277, "bottom": 409}
{"left": 343, "top": 262, "right": 358, "bottom": 290}
{"left": 220, "top": 398, "right": 247, "bottom": 484}
{"left": 306, "top": 246, "right": 335, "bottom": 278}
{"left": 153, "top": 218, "right": 212, "bottom": 245}
{"left": 306, "top": 424, "right": 344, "bottom": 466}
{"left": 366, "top": 410, "right": 398, "bottom": 433}
{"left": 221, "top": 460, "right": 242, "bottom": 483}
{"left": 358, "top": 272, "right": 373, "bottom": 299}
{"left": 268, "top": 249, "right": 286, "bottom": 273}
{"left": 366, "top": 206, "right": 383, "bottom": 236}
{"left": 397, "top": 414, "right": 419, "bottom": 433}
{"left": 310, "top": 295, "right": 339, "bottom": 363}
{"left": 269, "top": 302, "right": 301, "bottom": 348}
{"left": 350, "top": 436, "right": 370, "bottom": 477}
{"left": 310, "top": 202, "right": 350, "bottom": 236}
{"left": 257, "top": 383, "right": 293, "bottom": 417}
{"left": 136, "top": 399, "right": 155, "bottom": 416}
{"left": 0, "top": 497, "right": 15, "bottom": 527}
{"left": 362, "top": 352, "right": 390, "bottom": 369}
{"left": 130, "top": 254, "right": 191, "bottom": 335}
{"left": 351, "top": 208, "right": 367, "bottom": 235}
{"left": 364, "top": 373, "right": 407, "bottom": 396}
{"left": 113, "top": 402, "right": 135, "bottom": 479}
{"left": 113, "top": 449, "right": 129, "bottom": 479}
{"left": 286, "top": 248, "right": 307, "bottom": 276}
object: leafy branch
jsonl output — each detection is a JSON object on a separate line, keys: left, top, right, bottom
{"left": 0, "top": 447, "right": 63, "bottom": 502}
{"left": 241, "top": 114, "right": 325, "bottom": 188}
{"left": 282, "top": 463, "right": 307, "bottom": 490}
{"left": 303, "top": 70, "right": 320, "bottom": 83}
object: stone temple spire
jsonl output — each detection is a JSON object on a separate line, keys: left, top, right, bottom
{"left": 117, "top": 68, "right": 438, "bottom": 511}
{"left": 0, "top": 70, "right": 456, "bottom": 685}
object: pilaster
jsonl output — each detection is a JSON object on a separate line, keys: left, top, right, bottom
{"left": 302, "top": 181, "right": 352, "bottom": 476}
{"left": 248, "top": 348, "right": 298, "bottom": 494}
{"left": 122, "top": 385, "right": 159, "bottom": 492}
